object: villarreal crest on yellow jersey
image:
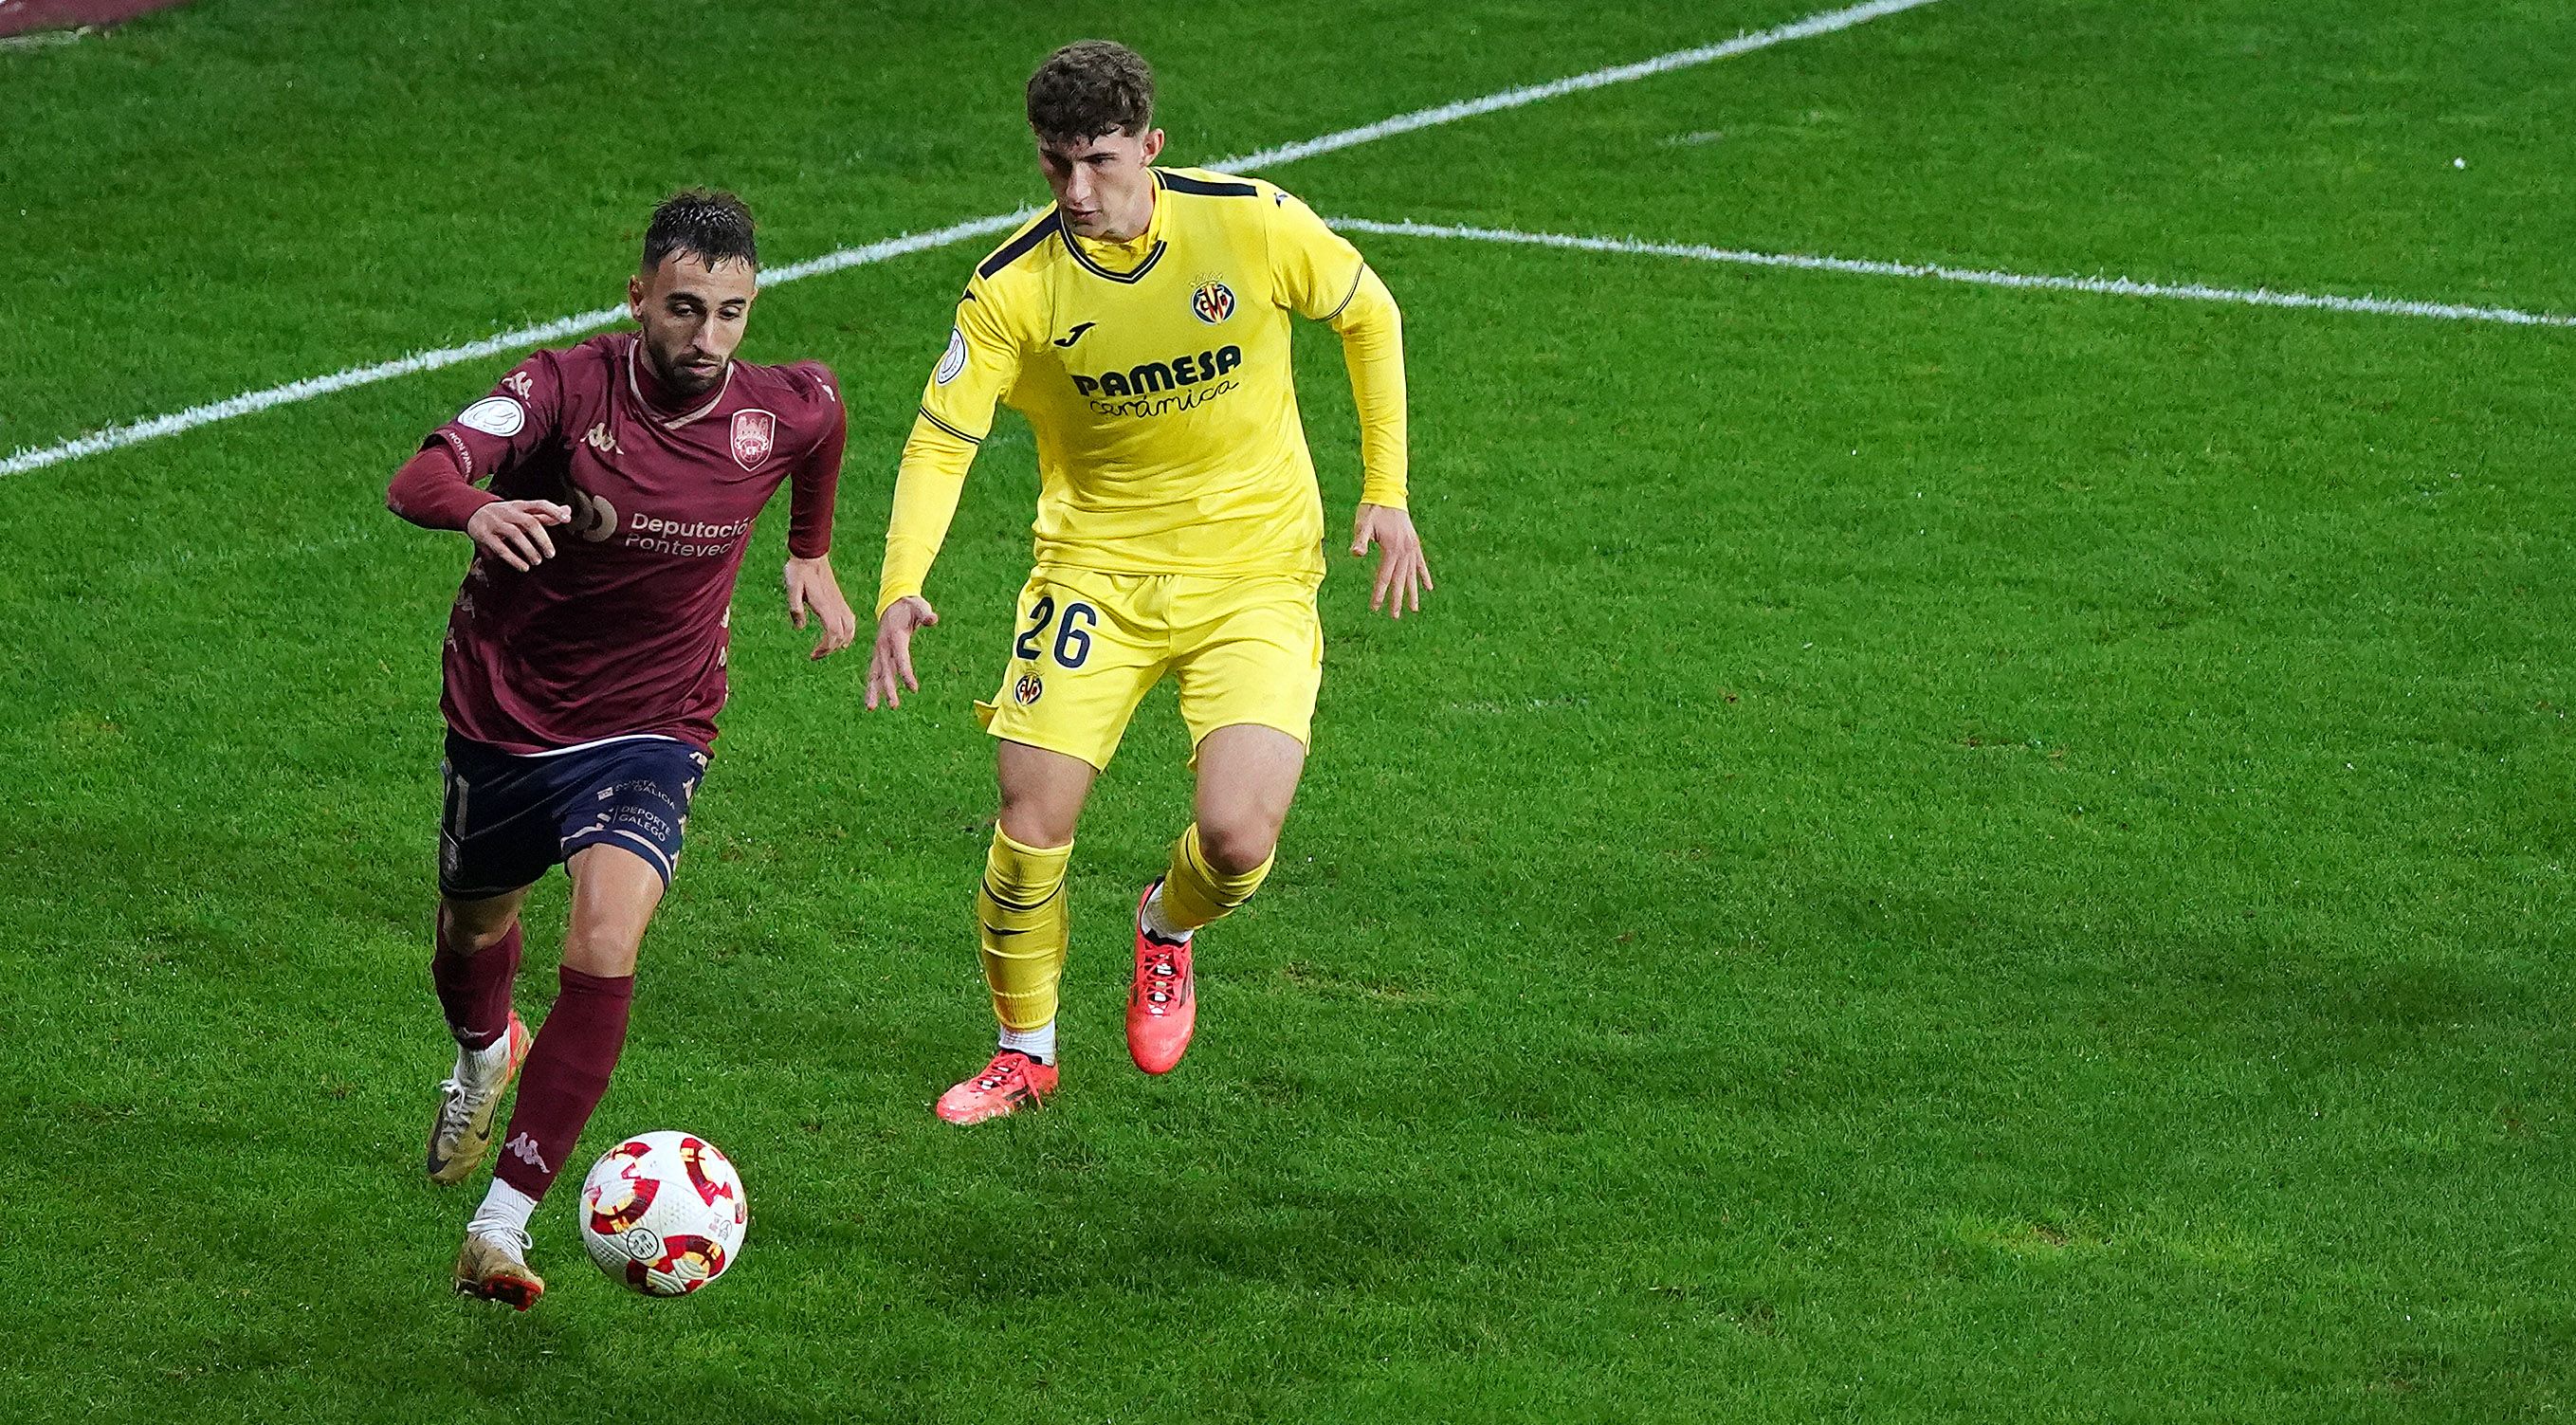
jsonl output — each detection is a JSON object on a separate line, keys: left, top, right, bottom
{"left": 911, "top": 168, "right": 1385, "bottom": 582}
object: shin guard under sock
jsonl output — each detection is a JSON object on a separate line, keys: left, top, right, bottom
{"left": 492, "top": 966, "right": 634, "bottom": 1199}
{"left": 977, "top": 829, "right": 1071, "bottom": 1032}
{"left": 431, "top": 920, "right": 521, "bottom": 1052}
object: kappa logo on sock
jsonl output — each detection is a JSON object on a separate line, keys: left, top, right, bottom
{"left": 504, "top": 1132, "right": 550, "bottom": 1174}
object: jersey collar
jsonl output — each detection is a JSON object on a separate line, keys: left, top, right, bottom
{"left": 625, "top": 338, "right": 733, "bottom": 429}
{"left": 1060, "top": 182, "right": 1167, "bottom": 285}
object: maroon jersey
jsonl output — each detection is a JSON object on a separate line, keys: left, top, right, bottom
{"left": 389, "top": 332, "right": 844, "bottom": 753}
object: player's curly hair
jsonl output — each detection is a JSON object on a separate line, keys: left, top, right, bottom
{"left": 642, "top": 188, "right": 757, "bottom": 274}
{"left": 1026, "top": 40, "right": 1154, "bottom": 145}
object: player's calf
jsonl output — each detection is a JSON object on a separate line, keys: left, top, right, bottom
{"left": 1127, "top": 823, "right": 1276, "bottom": 1074}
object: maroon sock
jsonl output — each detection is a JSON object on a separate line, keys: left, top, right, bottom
{"left": 493, "top": 966, "right": 635, "bottom": 1200}
{"left": 429, "top": 920, "right": 521, "bottom": 1052}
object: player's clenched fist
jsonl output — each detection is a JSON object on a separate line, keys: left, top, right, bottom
{"left": 466, "top": 499, "right": 572, "bottom": 572}
{"left": 866, "top": 595, "right": 939, "bottom": 710}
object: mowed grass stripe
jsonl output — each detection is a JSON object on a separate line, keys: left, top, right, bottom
{"left": 0, "top": 0, "right": 1942, "bottom": 480}
{"left": 8, "top": 225, "right": 2568, "bottom": 1421}
{"left": 8, "top": 1, "right": 2574, "bottom": 1419}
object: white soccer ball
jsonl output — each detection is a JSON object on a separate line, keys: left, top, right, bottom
{"left": 577, "top": 1130, "right": 748, "bottom": 1297}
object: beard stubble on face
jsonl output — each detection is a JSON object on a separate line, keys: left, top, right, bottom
{"left": 645, "top": 336, "right": 724, "bottom": 399}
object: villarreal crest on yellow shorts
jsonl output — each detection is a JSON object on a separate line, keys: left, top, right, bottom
{"left": 976, "top": 565, "right": 1324, "bottom": 770}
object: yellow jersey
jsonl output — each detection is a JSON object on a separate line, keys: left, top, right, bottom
{"left": 878, "top": 167, "right": 1405, "bottom": 612}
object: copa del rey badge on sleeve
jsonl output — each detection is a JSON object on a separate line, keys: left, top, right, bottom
{"left": 729, "top": 409, "right": 777, "bottom": 470}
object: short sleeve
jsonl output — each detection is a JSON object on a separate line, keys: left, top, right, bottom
{"left": 1266, "top": 187, "right": 1368, "bottom": 322}
{"left": 423, "top": 350, "right": 566, "bottom": 484}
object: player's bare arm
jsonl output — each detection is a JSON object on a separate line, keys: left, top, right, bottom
{"left": 1350, "top": 502, "right": 1432, "bottom": 618}
{"left": 783, "top": 554, "right": 857, "bottom": 660}
{"left": 865, "top": 594, "right": 939, "bottom": 710}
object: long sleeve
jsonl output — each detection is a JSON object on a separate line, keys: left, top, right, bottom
{"left": 789, "top": 396, "right": 846, "bottom": 559}
{"left": 876, "top": 274, "right": 1024, "bottom": 613}
{"left": 1268, "top": 186, "right": 1410, "bottom": 510}
{"left": 874, "top": 414, "right": 980, "bottom": 615}
{"left": 385, "top": 442, "right": 496, "bottom": 531}
{"left": 1329, "top": 265, "right": 1407, "bottom": 510}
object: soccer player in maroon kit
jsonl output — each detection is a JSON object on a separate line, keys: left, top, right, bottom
{"left": 386, "top": 190, "right": 856, "bottom": 1308}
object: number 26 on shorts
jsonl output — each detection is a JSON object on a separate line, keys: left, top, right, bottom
{"left": 1014, "top": 595, "right": 1097, "bottom": 669}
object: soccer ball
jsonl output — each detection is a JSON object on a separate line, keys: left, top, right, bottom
{"left": 577, "top": 1131, "right": 748, "bottom": 1297}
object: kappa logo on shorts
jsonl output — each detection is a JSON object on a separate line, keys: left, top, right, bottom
{"left": 730, "top": 410, "right": 777, "bottom": 470}
{"left": 1190, "top": 279, "right": 1236, "bottom": 325}
{"left": 1014, "top": 673, "right": 1045, "bottom": 706}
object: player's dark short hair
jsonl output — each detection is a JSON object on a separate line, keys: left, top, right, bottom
{"left": 642, "top": 189, "right": 757, "bottom": 274}
{"left": 1026, "top": 40, "right": 1154, "bottom": 145}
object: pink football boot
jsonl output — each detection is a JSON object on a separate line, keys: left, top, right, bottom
{"left": 935, "top": 1050, "right": 1059, "bottom": 1124}
{"left": 1126, "top": 881, "right": 1197, "bottom": 1074}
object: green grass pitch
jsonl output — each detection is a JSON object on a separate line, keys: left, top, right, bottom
{"left": 4, "top": 0, "right": 2571, "bottom": 1418}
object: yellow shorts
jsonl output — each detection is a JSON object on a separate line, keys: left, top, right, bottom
{"left": 976, "top": 565, "right": 1324, "bottom": 770}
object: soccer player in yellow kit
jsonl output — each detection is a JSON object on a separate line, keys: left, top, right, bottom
{"left": 865, "top": 40, "right": 1432, "bottom": 1123}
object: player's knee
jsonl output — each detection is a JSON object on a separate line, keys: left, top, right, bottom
{"left": 996, "top": 794, "right": 1079, "bottom": 850}
{"left": 560, "top": 923, "right": 643, "bottom": 978}
{"left": 1197, "top": 819, "right": 1279, "bottom": 878}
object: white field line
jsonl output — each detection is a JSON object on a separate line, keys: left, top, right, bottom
{"left": 2, "top": 0, "right": 1939, "bottom": 480}
{"left": 1212, "top": 0, "right": 1939, "bottom": 172}
{"left": 1333, "top": 217, "right": 2576, "bottom": 328}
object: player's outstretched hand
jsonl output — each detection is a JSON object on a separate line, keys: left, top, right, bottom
{"left": 1350, "top": 502, "right": 1434, "bottom": 619}
{"left": 783, "top": 555, "right": 858, "bottom": 661}
{"left": 867, "top": 595, "right": 940, "bottom": 710}
{"left": 465, "top": 499, "right": 572, "bottom": 572}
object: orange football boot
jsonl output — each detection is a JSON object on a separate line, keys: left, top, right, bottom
{"left": 452, "top": 1226, "right": 544, "bottom": 1310}
{"left": 1126, "top": 881, "right": 1197, "bottom": 1074}
{"left": 935, "top": 1050, "right": 1059, "bottom": 1124}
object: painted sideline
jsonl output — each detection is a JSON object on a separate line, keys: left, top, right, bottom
{"left": 1334, "top": 217, "right": 2576, "bottom": 328}
{"left": 1, "top": 0, "right": 1939, "bottom": 480}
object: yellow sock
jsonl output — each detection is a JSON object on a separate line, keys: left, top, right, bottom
{"left": 977, "top": 829, "right": 1071, "bottom": 1032}
{"left": 1158, "top": 823, "right": 1272, "bottom": 933}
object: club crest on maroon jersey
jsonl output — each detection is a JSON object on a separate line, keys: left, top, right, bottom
{"left": 730, "top": 410, "right": 777, "bottom": 471}
{"left": 1190, "top": 279, "right": 1235, "bottom": 325}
